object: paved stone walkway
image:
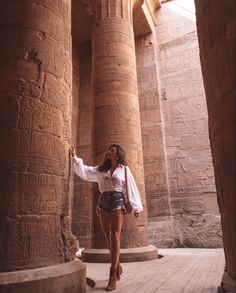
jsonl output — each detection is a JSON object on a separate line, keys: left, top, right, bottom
{"left": 85, "top": 248, "right": 225, "bottom": 293}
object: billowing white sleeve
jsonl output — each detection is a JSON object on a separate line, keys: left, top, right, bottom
{"left": 126, "top": 166, "right": 143, "bottom": 213}
{"left": 73, "top": 156, "right": 99, "bottom": 182}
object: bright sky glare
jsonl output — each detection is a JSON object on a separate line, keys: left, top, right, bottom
{"left": 164, "top": 0, "right": 196, "bottom": 21}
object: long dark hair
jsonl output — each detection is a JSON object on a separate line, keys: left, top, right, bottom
{"left": 97, "top": 144, "right": 127, "bottom": 172}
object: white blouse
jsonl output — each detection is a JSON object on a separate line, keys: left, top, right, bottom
{"left": 73, "top": 156, "right": 143, "bottom": 213}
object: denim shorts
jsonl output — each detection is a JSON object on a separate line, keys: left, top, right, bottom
{"left": 96, "top": 191, "right": 126, "bottom": 215}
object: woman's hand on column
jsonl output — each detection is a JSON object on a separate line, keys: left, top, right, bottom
{"left": 70, "top": 146, "right": 76, "bottom": 157}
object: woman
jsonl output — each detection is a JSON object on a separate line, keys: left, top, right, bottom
{"left": 70, "top": 144, "right": 143, "bottom": 291}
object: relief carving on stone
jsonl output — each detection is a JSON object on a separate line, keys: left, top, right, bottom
{"left": 79, "top": 0, "right": 147, "bottom": 15}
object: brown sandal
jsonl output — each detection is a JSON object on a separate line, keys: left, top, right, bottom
{"left": 117, "top": 263, "right": 123, "bottom": 281}
{"left": 106, "top": 267, "right": 117, "bottom": 291}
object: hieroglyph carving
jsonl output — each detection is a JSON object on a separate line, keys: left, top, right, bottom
{"left": 0, "top": 0, "right": 76, "bottom": 271}
{"left": 80, "top": 0, "right": 145, "bottom": 18}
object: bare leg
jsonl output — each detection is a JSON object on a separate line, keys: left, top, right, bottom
{"left": 100, "top": 209, "right": 124, "bottom": 291}
{"left": 110, "top": 209, "right": 124, "bottom": 269}
{"left": 99, "top": 210, "right": 111, "bottom": 250}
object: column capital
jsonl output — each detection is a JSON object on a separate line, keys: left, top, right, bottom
{"left": 80, "top": 0, "right": 149, "bottom": 14}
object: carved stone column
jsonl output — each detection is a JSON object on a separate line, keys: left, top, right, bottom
{"left": 0, "top": 1, "right": 86, "bottom": 292}
{"left": 195, "top": 0, "right": 236, "bottom": 291}
{"left": 82, "top": 0, "right": 157, "bottom": 262}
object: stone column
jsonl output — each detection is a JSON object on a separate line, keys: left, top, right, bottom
{"left": 135, "top": 33, "right": 175, "bottom": 248}
{"left": 195, "top": 0, "right": 236, "bottom": 291}
{"left": 82, "top": 0, "right": 157, "bottom": 262}
{"left": 0, "top": 1, "right": 85, "bottom": 292}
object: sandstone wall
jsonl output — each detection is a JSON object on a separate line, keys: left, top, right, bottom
{"left": 154, "top": 0, "right": 222, "bottom": 247}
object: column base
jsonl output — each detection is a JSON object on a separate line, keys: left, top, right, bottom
{"left": 81, "top": 245, "right": 158, "bottom": 263}
{"left": 218, "top": 271, "right": 236, "bottom": 293}
{"left": 0, "top": 259, "right": 86, "bottom": 293}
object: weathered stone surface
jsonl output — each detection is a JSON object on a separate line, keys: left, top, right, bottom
{"left": 0, "top": 0, "right": 77, "bottom": 273}
{"left": 0, "top": 259, "right": 86, "bottom": 293}
{"left": 173, "top": 214, "right": 223, "bottom": 248}
{"left": 0, "top": 0, "right": 87, "bottom": 291}
{"left": 148, "top": 216, "right": 175, "bottom": 248}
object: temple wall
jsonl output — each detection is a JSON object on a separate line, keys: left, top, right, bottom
{"left": 154, "top": 0, "right": 222, "bottom": 247}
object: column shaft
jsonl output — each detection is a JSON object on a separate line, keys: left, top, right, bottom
{"left": 91, "top": 0, "right": 149, "bottom": 248}
{"left": 195, "top": 0, "right": 236, "bottom": 286}
{"left": 0, "top": 0, "right": 76, "bottom": 271}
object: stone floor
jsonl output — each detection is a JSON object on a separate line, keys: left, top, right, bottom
{"left": 85, "top": 248, "right": 225, "bottom": 293}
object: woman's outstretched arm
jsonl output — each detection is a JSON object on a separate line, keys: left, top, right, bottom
{"left": 70, "top": 146, "right": 99, "bottom": 182}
